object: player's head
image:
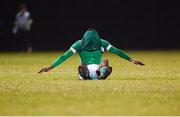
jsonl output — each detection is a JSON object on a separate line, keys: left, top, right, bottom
{"left": 83, "top": 28, "right": 100, "bottom": 38}
{"left": 19, "top": 3, "right": 27, "bottom": 11}
{"left": 81, "top": 28, "right": 101, "bottom": 51}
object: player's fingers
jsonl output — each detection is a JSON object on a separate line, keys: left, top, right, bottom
{"left": 138, "top": 62, "right": 145, "bottom": 66}
{"left": 38, "top": 69, "right": 44, "bottom": 73}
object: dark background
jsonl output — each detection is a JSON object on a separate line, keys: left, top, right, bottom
{"left": 0, "top": 0, "right": 180, "bottom": 51}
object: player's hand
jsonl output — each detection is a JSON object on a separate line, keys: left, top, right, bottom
{"left": 130, "top": 59, "right": 145, "bottom": 66}
{"left": 38, "top": 67, "right": 50, "bottom": 73}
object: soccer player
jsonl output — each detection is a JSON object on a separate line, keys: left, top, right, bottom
{"left": 13, "top": 3, "right": 33, "bottom": 53}
{"left": 38, "top": 28, "right": 144, "bottom": 80}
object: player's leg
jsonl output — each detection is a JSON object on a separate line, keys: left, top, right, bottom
{"left": 97, "top": 59, "right": 112, "bottom": 80}
{"left": 78, "top": 60, "right": 112, "bottom": 80}
{"left": 24, "top": 30, "right": 32, "bottom": 53}
{"left": 78, "top": 64, "right": 90, "bottom": 80}
{"left": 78, "top": 64, "right": 100, "bottom": 80}
{"left": 99, "top": 66, "right": 112, "bottom": 80}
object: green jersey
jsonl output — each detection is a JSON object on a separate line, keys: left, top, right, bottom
{"left": 70, "top": 39, "right": 112, "bottom": 65}
{"left": 51, "top": 29, "right": 132, "bottom": 68}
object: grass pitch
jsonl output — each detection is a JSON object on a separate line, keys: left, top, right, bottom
{"left": 0, "top": 50, "right": 180, "bottom": 115}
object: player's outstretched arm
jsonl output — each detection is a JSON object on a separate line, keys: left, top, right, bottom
{"left": 38, "top": 49, "right": 74, "bottom": 73}
{"left": 109, "top": 46, "right": 145, "bottom": 66}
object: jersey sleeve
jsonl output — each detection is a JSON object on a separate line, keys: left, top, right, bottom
{"left": 50, "top": 49, "right": 74, "bottom": 68}
{"left": 50, "top": 40, "right": 81, "bottom": 68}
{"left": 109, "top": 46, "right": 132, "bottom": 61}
{"left": 101, "top": 39, "right": 113, "bottom": 51}
{"left": 101, "top": 39, "right": 132, "bottom": 61}
{"left": 70, "top": 40, "right": 81, "bottom": 53}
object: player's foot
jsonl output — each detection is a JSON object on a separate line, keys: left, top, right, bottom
{"left": 99, "top": 67, "right": 112, "bottom": 80}
{"left": 78, "top": 65, "right": 90, "bottom": 79}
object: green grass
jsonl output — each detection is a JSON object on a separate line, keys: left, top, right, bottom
{"left": 0, "top": 50, "right": 180, "bottom": 115}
